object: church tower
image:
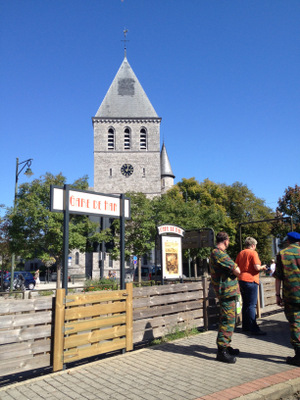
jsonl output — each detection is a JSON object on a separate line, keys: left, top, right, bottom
{"left": 93, "top": 56, "right": 162, "bottom": 197}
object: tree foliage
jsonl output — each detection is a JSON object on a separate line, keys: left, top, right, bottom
{"left": 7, "top": 173, "right": 105, "bottom": 268}
{"left": 274, "top": 184, "right": 300, "bottom": 240}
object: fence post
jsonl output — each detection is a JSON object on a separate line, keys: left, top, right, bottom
{"left": 126, "top": 282, "right": 133, "bottom": 351}
{"left": 202, "top": 276, "right": 208, "bottom": 331}
{"left": 53, "top": 288, "right": 66, "bottom": 372}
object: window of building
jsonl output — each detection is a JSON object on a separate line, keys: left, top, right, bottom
{"left": 124, "top": 127, "right": 131, "bottom": 150}
{"left": 142, "top": 168, "right": 146, "bottom": 177}
{"left": 110, "top": 168, "right": 113, "bottom": 177}
{"left": 140, "top": 128, "right": 147, "bottom": 150}
{"left": 75, "top": 252, "right": 79, "bottom": 265}
{"left": 143, "top": 254, "right": 148, "bottom": 265}
{"left": 108, "top": 128, "right": 115, "bottom": 150}
{"left": 109, "top": 254, "right": 113, "bottom": 268}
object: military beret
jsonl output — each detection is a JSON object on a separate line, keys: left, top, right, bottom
{"left": 287, "top": 231, "right": 300, "bottom": 241}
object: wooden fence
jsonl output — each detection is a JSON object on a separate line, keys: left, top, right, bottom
{"left": 0, "top": 297, "right": 54, "bottom": 377}
{"left": 53, "top": 283, "right": 133, "bottom": 371}
{"left": 0, "top": 276, "right": 278, "bottom": 379}
{"left": 133, "top": 280, "right": 207, "bottom": 343}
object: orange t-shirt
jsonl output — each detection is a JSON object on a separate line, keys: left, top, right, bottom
{"left": 235, "top": 248, "right": 261, "bottom": 284}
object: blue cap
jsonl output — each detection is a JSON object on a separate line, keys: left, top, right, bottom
{"left": 287, "top": 232, "right": 300, "bottom": 241}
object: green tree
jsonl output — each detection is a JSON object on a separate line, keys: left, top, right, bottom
{"left": 0, "top": 207, "right": 11, "bottom": 270}
{"left": 274, "top": 184, "right": 300, "bottom": 240}
{"left": 108, "top": 192, "right": 156, "bottom": 283}
{"left": 222, "top": 182, "right": 274, "bottom": 262}
{"left": 7, "top": 173, "right": 106, "bottom": 287}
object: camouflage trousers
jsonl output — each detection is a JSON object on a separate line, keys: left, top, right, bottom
{"left": 284, "top": 302, "right": 300, "bottom": 350}
{"left": 217, "top": 296, "right": 236, "bottom": 349}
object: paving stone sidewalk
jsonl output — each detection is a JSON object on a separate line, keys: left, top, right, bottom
{"left": 1, "top": 312, "right": 300, "bottom": 400}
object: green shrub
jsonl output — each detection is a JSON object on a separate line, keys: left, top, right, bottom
{"left": 84, "top": 278, "right": 118, "bottom": 292}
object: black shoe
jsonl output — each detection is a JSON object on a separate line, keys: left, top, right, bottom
{"left": 216, "top": 348, "right": 236, "bottom": 364}
{"left": 249, "top": 329, "right": 267, "bottom": 336}
{"left": 228, "top": 346, "right": 240, "bottom": 356}
{"left": 286, "top": 355, "right": 300, "bottom": 367}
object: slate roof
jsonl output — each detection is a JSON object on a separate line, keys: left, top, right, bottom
{"left": 95, "top": 57, "right": 158, "bottom": 118}
{"left": 161, "top": 142, "right": 175, "bottom": 178}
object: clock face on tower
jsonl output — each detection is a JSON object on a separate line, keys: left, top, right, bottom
{"left": 121, "top": 164, "right": 134, "bottom": 177}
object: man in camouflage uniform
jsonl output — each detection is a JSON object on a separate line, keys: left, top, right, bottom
{"left": 210, "top": 232, "right": 241, "bottom": 363}
{"left": 274, "top": 231, "right": 300, "bottom": 366}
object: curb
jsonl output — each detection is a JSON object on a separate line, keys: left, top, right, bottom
{"left": 234, "top": 377, "right": 300, "bottom": 400}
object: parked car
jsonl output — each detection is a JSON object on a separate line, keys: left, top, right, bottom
{"left": 2, "top": 271, "right": 36, "bottom": 290}
{"left": 134, "top": 266, "right": 162, "bottom": 281}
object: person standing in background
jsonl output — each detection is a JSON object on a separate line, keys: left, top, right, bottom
{"left": 236, "top": 237, "right": 267, "bottom": 335}
{"left": 269, "top": 259, "right": 276, "bottom": 276}
{"left": 274, "top": 231, "right": 300, "bottom": 366}
{"left": 210, "top": 232, "right": 241, "bottom": 363}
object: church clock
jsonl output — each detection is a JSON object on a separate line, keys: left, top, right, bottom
{"left": 121, "top": 164, "right": 134, "bottom": 177}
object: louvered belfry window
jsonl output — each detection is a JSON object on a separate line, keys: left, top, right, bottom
{"left": 108, "top": 128, "right": 115, "bottom": 150}
{"left": 140, "top": 128, "right": 147, "bottom": 150}
{"left": 124, "top": 127, "right": 131, "bottom": 150}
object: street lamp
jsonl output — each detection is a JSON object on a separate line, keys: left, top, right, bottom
{"left": 10, "top": 158, "right": 33, "bottom": 291}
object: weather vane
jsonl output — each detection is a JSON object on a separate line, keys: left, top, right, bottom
{"left": 122, "top": 28, "right": 129, "bottom": 57}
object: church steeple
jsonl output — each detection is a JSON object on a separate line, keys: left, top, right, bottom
{"left": 161, "top": 142, "right": 175, "bottom": 194}
{"left": 95, "top": 57, "right": 158, "bottom": 119}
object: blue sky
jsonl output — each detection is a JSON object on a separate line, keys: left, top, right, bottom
{"left": 1, "top": 0, "right": 299, "bottom": 216}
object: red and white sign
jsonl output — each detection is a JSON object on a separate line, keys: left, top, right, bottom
{"left": 51, "top": 186, "right": 130, "bottom": 219}
{"left": 157, "top": 224, "right": 184, "bottom": 237}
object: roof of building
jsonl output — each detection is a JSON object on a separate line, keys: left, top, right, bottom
{"left": 95, "top": 57, "right": 158, "bottom": 118}
{"left": 161, "top": 142, "right": 175, "bottom": 178}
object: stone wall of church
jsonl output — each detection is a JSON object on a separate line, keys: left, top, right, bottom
{"left": 94, "top": 119, "right": 161, "bottom": 196}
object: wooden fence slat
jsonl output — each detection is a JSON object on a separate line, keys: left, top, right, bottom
{"left": 0, "top": 298, "right": 53, "bottom": 314}
{"left": 64, "top": 325, "right": 126, "bottom": 348}
{"left": 63, "top": 337, "right": 126, "bottom": 363}
{"left": 0, "top": 354, "right": 50, "bottom": 377}
{"left": 133, "top": 282, "right": 202, "bottom": 297}
{"left": 0, "top": 339, "right": 51, "bottom": 360}
{"left": 65, "top": 314, "right": 126, "bottom": 335}
{"left": 133, "top": 299, "right": 203, "bottom": 320}
{"left": 65, "top": 301, "right": 126, "bottom": 321}
{"left": 65, "top": 290, "right": 127, "bottom": 306}
{"left": 133, "top": 290, "right": 202, "bottom": 308}
{"left": 134, "top": 309, "right": 203, "bottom": 332}
{"left": 0, "top": 311, "right": 52, "bottom": 329}
{"left": 0, "top": 325, "right": 52, "bottom": 345}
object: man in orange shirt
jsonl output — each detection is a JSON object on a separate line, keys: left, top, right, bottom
{"left": 236, "top": 237, "right": 267, "bottom": 335}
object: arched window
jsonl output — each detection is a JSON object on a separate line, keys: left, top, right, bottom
{"left": 108, "top": 128, "right": 115, "bottom": 150}
{"left": 140, "top": 128, "right": 147, "bottom": 150}
{"left": 124, "top": 127, "right": 131, "bottom": 150}
{"left": 75, "top": 252, "right": 79, "bottom": 265}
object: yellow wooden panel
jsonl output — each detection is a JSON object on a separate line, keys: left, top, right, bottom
{"left": 65, "top": 290, "right": 127, "bottom": 306}
{"left": 65, "top": 301, "right": 126, "bottom": 320}
{"left": 65, "top": 314, "right": 126, "bottom": 335}
{"left": 63, "top": 337, "right": 126, "bottom": 363}
{"left": 64, "top": 325, "right": 126, "bottom": 348}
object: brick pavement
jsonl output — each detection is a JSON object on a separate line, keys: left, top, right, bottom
{"left": 0, "top": 312, "right": 300, "bottom": 400}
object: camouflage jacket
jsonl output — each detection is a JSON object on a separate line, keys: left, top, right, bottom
{"left": 210, "top": 247, "right": 239, "bottom": 299}
{"left": 274, "top": 243, "right": 300, "bottom": 304}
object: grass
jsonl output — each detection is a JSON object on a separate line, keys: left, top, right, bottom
{"left": 150, "top": 326, "right": 201, "bottom": 346}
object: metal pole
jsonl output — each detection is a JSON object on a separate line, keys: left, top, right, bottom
{"left": 62, "top": 185, "right": 70, "bottom": 294}
{"left": 10, "top": 158, "right": 19, "bottom": 292}
{"left": 120, "top": 194, "right": 125, "bottom": 290}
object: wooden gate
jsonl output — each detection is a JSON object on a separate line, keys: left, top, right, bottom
{"left": 53, "top": 282, "right": 133, "bottom": 372}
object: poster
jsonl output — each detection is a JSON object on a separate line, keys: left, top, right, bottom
{"left": 162, "top": 236, "right": 182, "bottom": 279}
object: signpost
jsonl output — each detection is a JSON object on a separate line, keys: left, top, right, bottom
{"left": 50, "top": 185, "right": 131, "bottom": 292}
{"left": 182, "top": 228, "right": 215, "bottom": 250}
